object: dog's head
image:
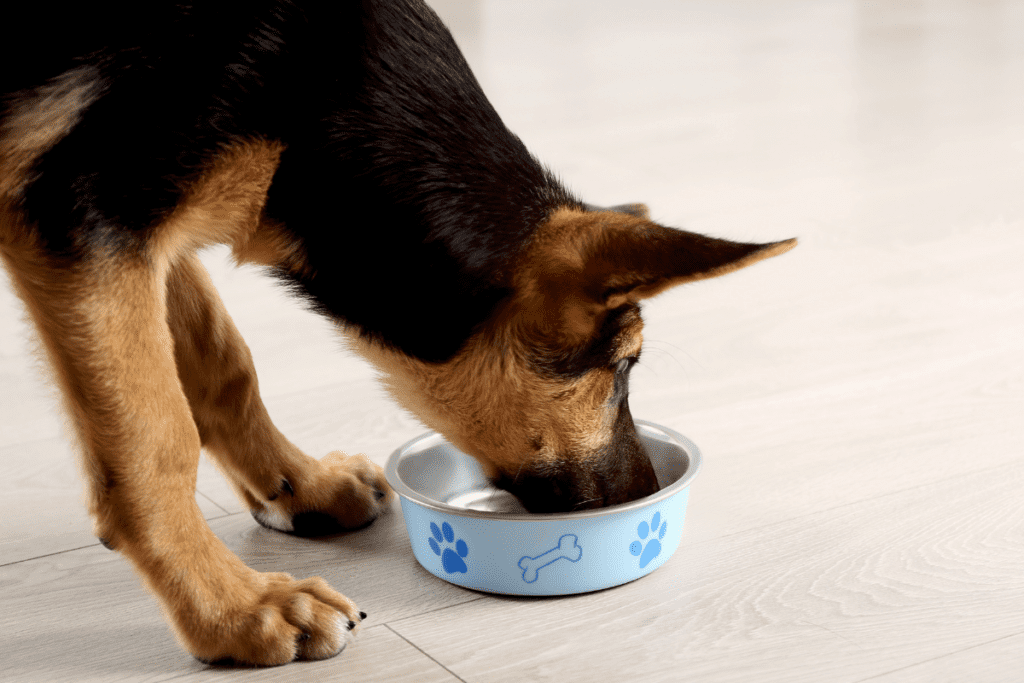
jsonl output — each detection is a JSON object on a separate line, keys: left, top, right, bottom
{"left": 351, "top": 205, "right": 795, "bottom": 513}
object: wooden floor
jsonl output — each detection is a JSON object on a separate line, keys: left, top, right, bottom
{"left": 3, "top": 1, "right": 1023, "bottom": 681}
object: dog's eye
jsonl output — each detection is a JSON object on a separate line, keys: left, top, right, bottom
{"left": 615, "top": 356, "right": 638, "bottom": 374}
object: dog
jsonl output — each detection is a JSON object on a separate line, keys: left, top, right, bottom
{"left": 0, "top": 0, "right": 795, "bottom": 666}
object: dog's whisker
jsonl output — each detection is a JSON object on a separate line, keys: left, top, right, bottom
{"left": 641, "top": 341, "right": 695, "bottom": 373}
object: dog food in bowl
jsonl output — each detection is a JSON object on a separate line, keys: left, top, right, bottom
{"left": 385, "top": 419, "right": 701, "bottom": 595}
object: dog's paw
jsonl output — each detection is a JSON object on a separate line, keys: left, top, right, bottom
{"left": 252, "top": 451, "right": 394, "bottom": 536}
{"left": 186, "top": 573, "right": 365, "bottom": 666}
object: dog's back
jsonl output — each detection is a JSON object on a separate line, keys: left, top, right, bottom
{"left": 2, "top": 1, "right": 580, "bottom": 364}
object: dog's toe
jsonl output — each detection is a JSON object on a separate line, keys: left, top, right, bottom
{"left": 187, "top": 573, "right": 362, "bottom": 666}
{"left": 251, "top": 451, "right": 393, "bottom": 537}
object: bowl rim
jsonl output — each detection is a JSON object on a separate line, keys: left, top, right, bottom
{"left": 384, "top": 419, "right": 702, "bottom": 521}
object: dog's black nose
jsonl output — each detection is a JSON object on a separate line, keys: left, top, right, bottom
{"left": 493, "top": 454, "right": 658, "bottom": 513}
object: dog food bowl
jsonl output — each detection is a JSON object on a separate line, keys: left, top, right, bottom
{"left": 385, "top": 420, "right": 701, "bottom": 595}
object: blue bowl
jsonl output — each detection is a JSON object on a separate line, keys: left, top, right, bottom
{"left": 385, "top": 420, "right": 701, "bottom": 595}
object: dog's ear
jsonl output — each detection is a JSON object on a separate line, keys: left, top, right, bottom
{"left": 517, "top": 208, "right": 796, "bottom": 344}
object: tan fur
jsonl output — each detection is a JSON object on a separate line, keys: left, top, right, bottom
{"left": 150, "top": 137, "right": 314, "bottom": 281}
{"left": 343, "top": 324, "right": 620, "bottom": 479}
{"left": 154, "top": 140, "right": 284, "bottom": 256}
{"left": 0, "top": 137, "right": 388, "bottom": 664}
{"left": 521, "top": 207, "right": 797, "bottom": 341}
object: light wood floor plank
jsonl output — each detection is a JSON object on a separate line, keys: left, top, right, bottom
{"left": 389, "top": 461, "right": 1024, "bottom": 683}
{"left": 156, "top": 626, "right": 463, "bottom": 683}
{"left": 0, "top": 438, "right": 235, "bottom": 565}
{"left": 857, "top": 631, "right": 1024, "bottom": 683}
{"left": 630, "top": 230, "right": 1024, "bottom": 545}
{"left": 0, "top": 508, "right": 479, "bottom": 681}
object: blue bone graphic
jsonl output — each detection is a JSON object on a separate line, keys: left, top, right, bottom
{"left": 518, "top": 534, "right": 582, "bottom": 583}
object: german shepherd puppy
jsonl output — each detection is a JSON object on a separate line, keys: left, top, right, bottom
{"left": 0, "top": 0, "right": 794, "bottom": 666}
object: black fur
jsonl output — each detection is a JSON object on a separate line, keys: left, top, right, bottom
{"left": 4, "top": 0, "right": 581, "bottom": 362}
{"left": 4, "top": 0, "right": 658, "bottom": 514}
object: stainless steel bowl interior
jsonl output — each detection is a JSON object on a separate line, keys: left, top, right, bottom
{"left": 388, "top": 420, "right": 700, "bottom": 520}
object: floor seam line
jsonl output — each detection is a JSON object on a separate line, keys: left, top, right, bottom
{"left": 385, "top": 623, "right": 469, "bottom": 683}
{"left": 851, "top": 630, "right": 1024, "bottom": 682}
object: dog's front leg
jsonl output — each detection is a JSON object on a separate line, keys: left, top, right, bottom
{"left": 3, "top": 244, "right": 361, "bottom": 665}
{"left": 165, "top": 254, "right": 393, "bottom": 537}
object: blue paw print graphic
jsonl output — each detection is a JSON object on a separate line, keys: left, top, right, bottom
{"left": 428, "top": 521, "right": 469, "bottom": 574}
{"left": 629, "top": 511, "right": 667, "bottom": 568}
